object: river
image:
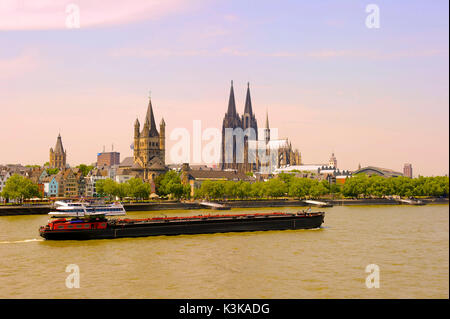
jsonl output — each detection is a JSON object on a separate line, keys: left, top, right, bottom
{"left": 0, "top": 205, "right": 448, "bottom": 298}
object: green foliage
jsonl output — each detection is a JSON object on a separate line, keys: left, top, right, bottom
{"left": 46, "top": 168, "right": 59, "bottom": 175}
{"left": 342, "top": 175, "right": 449, "bottom": 198}
{"left": 95, "top": 178, "right": 152, "bottom": 200}
{"left": 1, "top": 174, "right": 41, "bottom": 202}
{"left": 76, "top": 164, "right": 94, "bottom": 177}
{"left": 127, "top": 177, "right": 151, "bottom": 200}
{"left": 191, "top": 175, "right": 449, "bottom": 200}
{"left": 156, "top": 170, "right": 189, "bottom": 199}
{"left": 264, "top": 178, "right": 288, "bottom": 198}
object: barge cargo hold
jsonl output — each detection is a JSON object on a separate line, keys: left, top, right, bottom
{"left": 39, "top": 211, "right": 325, "bottom": 240}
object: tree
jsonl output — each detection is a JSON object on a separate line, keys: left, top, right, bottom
{"left": 97, "top": 178, "right": 118, "bottom": 199}
{"left": 288, "top": 178, "right": 312, "bottom": 199}
{"left": 76, "top": 164, "right": 94, "bottom": 177}
{"left": 251, "top": 182, "right": 265, "bottom": 198}
{"left": 1, "top": 174, "right": 40, "bottom": 203}
{"left": 198, "top": 180, "right": 225, "bottom": 200}
{"left": 264, "top": 178, "right": 287, "bottom": 198}
{"left": 157, "top": 171, "right": 182, "bottom": 197}
{"left": 46, "top": 168, "right": 59, "bottom": 175}
{"left": 309, "top": 180, "right": 329, "bottom": 198}
{"left": 342, "top": 174, "right": 369, "bottom": 198}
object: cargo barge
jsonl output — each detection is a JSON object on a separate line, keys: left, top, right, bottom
{"left": 39, "top": 202, "right": 325, "bottom": 240}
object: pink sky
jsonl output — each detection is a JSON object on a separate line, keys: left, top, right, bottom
{"left": 0, "top": 0, "right": 448, "bottom": 176}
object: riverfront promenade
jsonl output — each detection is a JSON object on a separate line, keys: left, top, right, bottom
{"left": 0, "top": 198, "right": 447, "bottom": 216}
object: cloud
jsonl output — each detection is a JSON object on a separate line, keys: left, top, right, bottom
{"left": 109, "top": 45, "right": 448, "bottom": 60}
{"left": 0, "top": 0, "right": 189, "bottom": 30}
{"left": 306, "top": 49, "right": 447, "bottom": 59}
{"left": 0, "top": 50, "right": 40, "bottom": 79}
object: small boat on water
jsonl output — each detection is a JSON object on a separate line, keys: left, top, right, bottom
{"left": 39, "top": 202, "right": 325, "bottom": 240}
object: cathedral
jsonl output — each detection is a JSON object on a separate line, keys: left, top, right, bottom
{"left": 220, "top": 81, "right": 301, "bottom": 173}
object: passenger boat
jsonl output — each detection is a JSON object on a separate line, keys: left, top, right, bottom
{"left": 39, "top": 202, "right": 325, "bottom": 240}
{"left": 49, "top": 201, "right": 126, "bottom": 217}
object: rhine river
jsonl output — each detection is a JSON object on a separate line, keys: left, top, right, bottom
{"left": 0, "top": 205, "right": 448, "bottom": 299}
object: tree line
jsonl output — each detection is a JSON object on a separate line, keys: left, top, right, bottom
{"left": 0, "top": 174, "right": 41, "bottom": 203}
{"left": 193, "top": 173, "right": 449, "bottom": 200}
{"left": 1, "top": 171, "right": 448, "bottom": 203}
{"left": 95, "top": 172, "right": 191, "bottom": 200}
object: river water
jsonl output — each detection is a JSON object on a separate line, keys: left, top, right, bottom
{"left": 0, "top": 205, "right": 448, "bottom": 299}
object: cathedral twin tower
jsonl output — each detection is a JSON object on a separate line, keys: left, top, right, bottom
{"left": 220, "top": 81, "right": 301, "bottom": 173}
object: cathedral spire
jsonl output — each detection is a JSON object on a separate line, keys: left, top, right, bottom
{"left": 144, "top": 96, "right": 159, "bottom": 137}
{"left": 54, "top": 133, "right": 65, "bottom": 154}
{"left": 264, "top": 109, "right": 270, "bottom": 143}
{"left": 227, "top": 80, "right": 237, "bottom": 117}
{"left": 244, "top": 82, "right": 253, "bottom": 115}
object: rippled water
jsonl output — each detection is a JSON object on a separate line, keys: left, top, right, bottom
{"left": 0, "top": 205, "right": 448, "bottom": 298}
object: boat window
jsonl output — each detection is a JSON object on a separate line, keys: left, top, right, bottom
{"left": 84, "top": 224, "right": 90, "bottom": 229}
{"left": 57, "top": 226, "right": 64, "bottom": 229}
{"left": 67, "top": 225, "right": 73, "bottom": 229}
{"left": 76, "top": 225, "right": 83, "bottom": 229}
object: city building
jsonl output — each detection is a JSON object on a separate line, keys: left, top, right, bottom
{"left": 220, "top": 81, "right": 301, "bottom": 173}
{"left": 49, "top": 134, "right": 67, "bottom": 170}
{"left": 85, "top": 167, "right": 109, "bottom": 197}
{"left": 0, "top": 170, "right": 11, "bottom": 201}
{"left": 42, "top": 175, "right": 59, "bottom": 198}
{"left": 352, "top": 166, "right": 403, "bottom": 178}
{"left": 403, "top": 163, "right": 413, "bottom": 178}
{"left": 181, "top": 163, "right": 255, "bottom": 197}
{"left": 328, "top": 153, "right": 337, "bottom": 168}
{"left": 97, "top": 151, "right": 120, "bottom": 167}
{"left": 60, "top": 169, "right": 78, "bottom": 198}
{"left": 274, "top": 165, "right": 351, "bottom": 183}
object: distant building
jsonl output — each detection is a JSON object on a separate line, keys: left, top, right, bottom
{"left": 58, "top": 169, "right": 78, "bottom": 198}
{"left": 97, "top": 152, "right": 120, "bottom": 167}
{"left": 50, "top": 134, "right": 67, "bottom": 170}
{"left": 353, "top": 166, "right": 403, "bottom": 178}
{"left": 85, "top": 167, "right": 109, "bottom": 197}
{"left": 328, "top": 153, "right": 337, "bottom": 168}
{"left": 181, "top": 163, "right": 254, "bottom": 197}
{"left": 274, "top": 164, "right": 351, "bottom": 184}
{"left": 0, "top": 170, "right": 11, "bottom": 201}
{"left": 42, "top": 175, "right": 59, "bottom": 198}
{"left": 220, "top": 81, "right": 301, "bottom": 174}
{"left": 403, "top": 163, "right": 413, "bottom": 178}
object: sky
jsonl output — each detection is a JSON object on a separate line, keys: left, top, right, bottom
{"left": 0, "top": 0, "right": 448, "bottom": 177}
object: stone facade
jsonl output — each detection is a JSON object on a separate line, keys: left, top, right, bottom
{"left": 117, "top": 96, "right": 167, "bottom": 182}
{"left": 220, "top": 81, "right": 301, "bottom": 173}
{"left": 49, "top": 134, "right": 66, "bottom": 170}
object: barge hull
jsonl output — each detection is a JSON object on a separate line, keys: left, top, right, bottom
{"left": 40, "top": 215, "right": 324, "bottom": 240}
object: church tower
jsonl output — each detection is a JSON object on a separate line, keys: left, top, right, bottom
{"left": 133, "top": 96, "right": 166, "bottom": 180}
{"left": 329, "top": 152, "right": 337, "bottom": 168}
{"left": 49, "top": 134, "right": 66, "bottom": 170}
{"left": 220, "top": 81, "right": 242, "bottom": 170}
{"left": 264, "top": 110, "right": 270, "bottom": 144}
{"left": 241, "top": 82, "right": 258, "bottom": 172}
{"left": 159, "top": 118, "right": 166, "bottom": 164}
